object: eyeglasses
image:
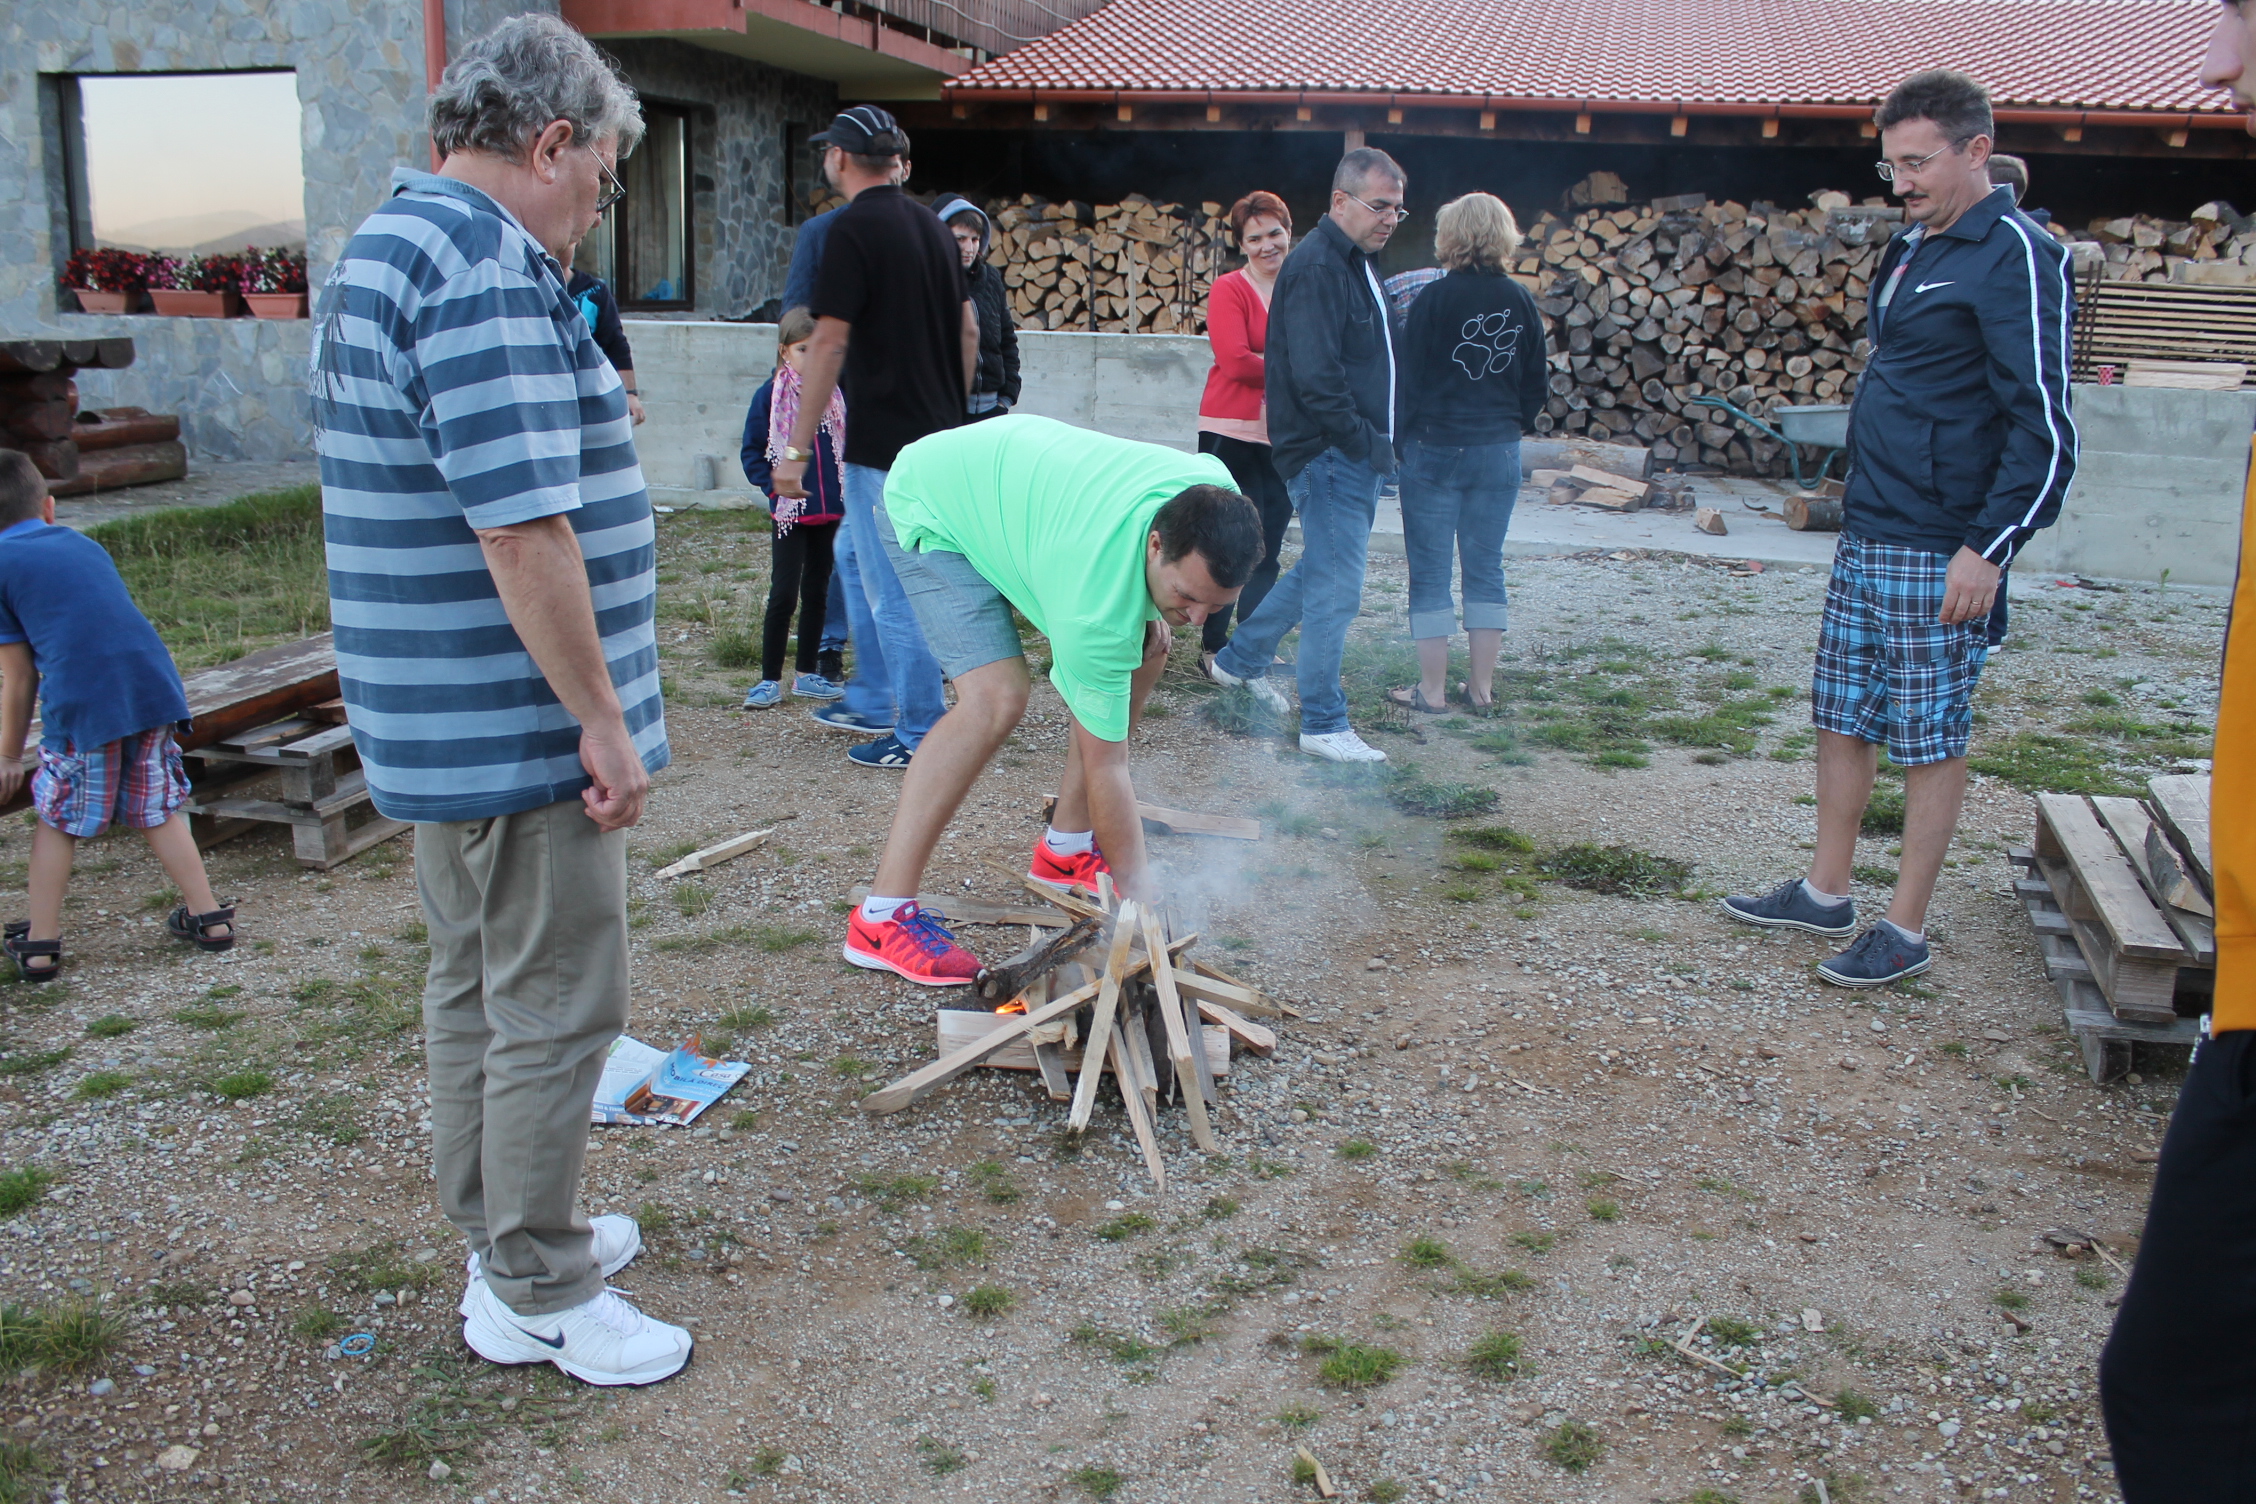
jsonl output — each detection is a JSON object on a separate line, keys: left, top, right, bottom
{"left": 1344, "top": 191, "right": 1409, "bottom": 222}
{"left": 592, "top": 152, "right": 627, "bottom": 214}
{"left": 1874, "top": 144, "right": 1957, "bottom": 183}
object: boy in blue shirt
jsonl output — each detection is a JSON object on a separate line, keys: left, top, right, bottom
{"left": 0, "top": 450, "right": 237, "bottom": 979}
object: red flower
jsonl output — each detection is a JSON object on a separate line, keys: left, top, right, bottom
{"left": 60, "top": 248, "right": 151, "bottom": 293}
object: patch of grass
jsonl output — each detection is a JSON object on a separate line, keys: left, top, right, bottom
{"left": 831, "top": 1055, "right": 872, "bottom": 1079}
{"left": 710, "top": 630, "right": 761, "bottom": 671}
{"left": 717, "top": 1004, "right": 776, "bottom": 1030}
{"left": 1382, "top": 769, "right": 1500, "bottom": 820}
{"left": 0, "top": 1166, "right": 56, "bottom": 1218}
{"left": 171, "top": 1005, "right": 244, "bottom": 1030}
{"left": 854, "top": 1172, "right": 938, "bottom": 1211}
{"left": 208, "top": 1068, "right": 273, "bottom": 1101}
{"left": 0, "top": 1300, "right": 122, "bottom": 1372}
{"left": 0, "top": 1045, "right": 70, "bottom": 1076}
{"left": 1301, "top": 1334, "right": 1405, "bottom": 1388}
{"left": 1539, "top": 843, "right": 1692, "bottom": 897}
{"left": 84, "top": 1014, "right": 136, "bottom": 1039}
{"left": 0, "top": 1438, "right": 50, "bottom": 1503}
{"left": 1094, "top": 1213, "right": 1157, "bottom": 1242}
{"left": 968, "top": 1160, "right": 1022, "bottom": 1205}
{"left": 1543, "top": 1418, "right": 1605, "bottom": 1473}
{"left": 1069, "top": 1324, "right": 1159, "bottom": 1365}
{"left": 2075, "top": 1265, "right": 2109, "bottom": 1290}
{"left": 651, "top": 922, "right": 822, "bottom": 956}
{"left": 1705, "top": 1315, "right": 1759, "bottom": 1346}
{"left": 1157, "top": 1305, "right": 1222, "bottom": 1346}
{"left": 961, "top": 1285, "right": 1014, "bottom": 1319}
{"left": 1202, "top": 1195, "right": 1240, "bottom": 1220}
{"left": 1968, "top": 732, "right": 2139, "bottom": 798}
{"left": 1992, "top": 1287, "right": 2031, "bottom": 1312}
{"left": 87, "top": 487, "right": 328, "bottom": 669}
{"left": 1453, "top": 825, "right": 1535, "bottom": 853}
{"left": 295, "top": 1095, "right": 363, "bottom": 1146}
{"left": 73, "top": 1070, "right": 130, "bottom": 1100}
{"left": 1202, "top": 684, "right": 1288, "bottom": 739}
{"left": 1465, "top": 1330, "right": 1526, "bottom": 1380}
{"left": 326, "top": 1241, "right": 449, "bottom": 1295}
{"left": 1290, "top": 1452, "right": 1322, "bottom": 1486}
{"left": 1851, "top": 863, "right": 1898, "bottom": 886}
{"left": 1367, "top": 1482, "right": 1407, "bottom": 1504}
{"left": 1860, "top": 787, "right": 1905, "bottom": 836}
{"left": 1400, "top": 1236, "right": 1454, "bottom": 1270}
{"left": 673, "top": 882, "right": 712, "bottom": 918}
{"left": 1834, "top": 1387, "right": 1879, "bottom": 1421}
{"left": 1695, "top": 1175, "right": 1759, "bottom": 1202}
{"left": 1587, "top": 1198, "right": 1620, "bottom": 1222}
{"left": 1510, "top": 1230, "right": 1556, "bottom": 1256}
{"left": 1940, "top": 1040, "right": 1970, "bottom": 1057}
{"left": 292, "top": 1306, "right": 344, "bottom": 1341}
{"left": 904, "top": 1226, "right": 989, "bottom": 1270}
{"left": 1275, "top": 1404, "right": 1319, "bottom": 1430}
{"left": 1067, "top": 1465, "right": 1124, "bottom": 1500}
{"left": 1334, "top": 1138, "right": 1377, "bottom": 1161}
{"left": 1452, "top": 1268, "right": 1534, "bottom": 1297}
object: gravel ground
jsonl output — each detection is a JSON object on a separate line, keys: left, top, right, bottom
{"left": 0, "top": 516, "right": 2226, "bottom": 1504}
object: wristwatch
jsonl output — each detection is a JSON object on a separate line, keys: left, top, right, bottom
{"left": 782, "top": 446, "right": 813, "bottom": 463}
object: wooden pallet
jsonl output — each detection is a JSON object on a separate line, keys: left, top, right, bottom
{"left": 2007, "top": 858, "right": 2201, "bottom": 1082}
{"left": 184, "top": 716, "right": 407, "bottom": 869}
{"left": 2028, "top": 793, "right": 2211, "bottom": 1023}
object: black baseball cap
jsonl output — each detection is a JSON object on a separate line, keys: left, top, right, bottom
{"left": 811, "top": 105, "right": 910, "bottom": 157}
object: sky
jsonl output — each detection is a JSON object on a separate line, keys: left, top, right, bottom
{"left": 80, "top": 71, "right": 305, "bottom": 247}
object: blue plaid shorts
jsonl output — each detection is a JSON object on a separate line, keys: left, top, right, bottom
{"left": 1811, "top": 535, "right": 1990, "bottom": 766}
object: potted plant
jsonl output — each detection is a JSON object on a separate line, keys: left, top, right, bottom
{"left": 147, "top": 253, "right": 243, "bottom": 318}
{"left": 239, "top": 247, "right": 309, "bottom": 319}
{"left": 59, "top": 248, "right": 149, "bottom": 314}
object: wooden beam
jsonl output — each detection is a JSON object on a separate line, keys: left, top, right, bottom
{"left": 1108, "top": 1019, "right": 1166, "bottom": 1190}
{"left": 654, "top": 820, "right": 791, "bottom": 879}
{"left": 1145, "top": 908, "right": 1216, "bottom": 1151}
{"left": 846, "top": 886, "right": 1070, "bottom": 928}
{"left": 1068, "top": 901, "right": 1139, "bottom": 1130}
{"left": 859, "top": 978, "right": 1099, "bottom": 1114}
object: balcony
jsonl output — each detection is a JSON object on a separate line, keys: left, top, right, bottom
{"left": 562, "top": 0, "right": 1107, "bottom": 98}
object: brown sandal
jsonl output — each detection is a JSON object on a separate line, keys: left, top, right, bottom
{"left": 1385, "top": 686, "right": 1449, "bottom": 715}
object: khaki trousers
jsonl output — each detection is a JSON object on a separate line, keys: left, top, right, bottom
{"left": 416, "top": 798, "right": 628, "bottom": 1315}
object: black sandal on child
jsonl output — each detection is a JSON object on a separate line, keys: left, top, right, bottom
{"left": 4, "top": 930, "right": 61, "bottom": 983}
{"left": 166, "top": 904, "right": 237, "bottom": 953}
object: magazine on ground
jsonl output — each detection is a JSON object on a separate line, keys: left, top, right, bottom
{"left": 591, "top": 1036, "right": 751, "bottom": 1126}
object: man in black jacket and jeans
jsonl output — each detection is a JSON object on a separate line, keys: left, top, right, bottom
{"left": 1207, "top": 147, "right": 1403, "bottom": 764}
{"left": 1723, "top": 69, "right": 2074, "bottom": 986}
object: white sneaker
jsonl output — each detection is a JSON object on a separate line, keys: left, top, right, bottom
{"left": 461, "top": 1280, "right": 690, "bottom": 1386}
{"left": 1300, "top": 729, "right": 1388, "bottom": 763}
{"left": 460, "top": 1213, "right": 644, "bottom": 1317}
{"left": 1207, "top": 657, "right": 1291, "bottom": 717}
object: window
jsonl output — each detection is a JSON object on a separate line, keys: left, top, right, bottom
{"left": 604, "top": 103, "right": 692, "bottom": 310}
{"left": 55, "top": 71, "right": 304, "bottom": 254}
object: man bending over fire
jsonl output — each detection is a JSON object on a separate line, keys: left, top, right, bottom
{"left": 841, "top": 414, "right": 1263, "bottom": 983}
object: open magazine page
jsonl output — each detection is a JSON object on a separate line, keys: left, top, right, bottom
{"left": 592, "top": 1036, "right": 752, "bottom": 1126}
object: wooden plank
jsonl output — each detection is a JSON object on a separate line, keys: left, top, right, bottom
{"left": 1123, "top": 996, "right": 1161, "bottom": 1116}
{"left": 860, "top": 979, "right": 1100, "bottom": 1115}
{"left": 655, "top": 822, "right": 789, "bottom": 880}
{"left": 1195, "top": 998, "right": 1277, "bottom": 1056}
{"left": 2034, "top": 794, "right": 2189, "bottom": 959}
{"left": 1068, "top": 902, "right": 1139, "bottom": 1131}
{"left": 2145, "top": 822, "right": 2214, "bottom": 917}
{"left": 2091, "top": 796, "right": 2216, "bottom": 965}
{"left": 936, "top": 1008, "right": 1227, "bottom": 1076}
{"left": 1145, "top": 907, "right": 1216, "bottom": 1151}
{"left": 846, "top": 886, "right": 1068, "bottom": 928}
{"left": 1174, "top": 967, "right": 1281, "bottom": 1018}
{"left": 276, "top": 723, "right": 358, "bottom": 762}
{"left": 1029, "top": 976, "right": 1073, "bottom": 1100}
{"left": 1108, "top": 1020, "right": 1167, "bottom": 1191}
{"left": 2148, "top": 774, "right": 2213, "bottom": 894}
{"left": 2033, "top": 796, "right": 2186, "bottom": 1024}
{"left": 2063, "top": 1005, "right": 2203, "bottom": 1046}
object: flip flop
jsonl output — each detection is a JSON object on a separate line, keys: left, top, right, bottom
{"left": 1385, "top": 686, "right": 1449, "bottom": 715}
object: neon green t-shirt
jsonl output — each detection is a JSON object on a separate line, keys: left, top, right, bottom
{"left": 883, "top": 415, "right": 1236, "bottom": 741}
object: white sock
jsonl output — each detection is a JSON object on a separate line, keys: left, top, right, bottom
{"left": 860, "top": 895, "right": 912, "bottom": 922}
{"left": 1043, "top": 827, "right": 1094, "bottom": 856}
{"left": 1800, "top": 879, "right": 1850, "bottom": 908}
{"left": 1882, "top": 918, "right": 1925, "bottom": 945}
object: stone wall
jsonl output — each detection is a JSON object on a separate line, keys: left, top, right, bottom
{"left": 601, "top": 40, "right": 834, "bottom": 320}
{"left": 3, "top": 0, "right": 429, "bottom": 459}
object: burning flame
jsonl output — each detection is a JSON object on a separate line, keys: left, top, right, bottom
{"left": 995, "top": 999, "right": 1028, "bottom": 1015}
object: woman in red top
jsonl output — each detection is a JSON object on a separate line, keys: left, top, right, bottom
{"left": 1195, "top": 191, "right": 1296, "bottom": 671}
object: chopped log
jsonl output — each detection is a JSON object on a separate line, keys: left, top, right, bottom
{"left": 1692, "top": 507, "right": 1728, "bottom": 535}
{"left": 1784, "top": 494, "right": 1845, "bottom": 531}
{"left": 1572, "top": 487, "right": 1643, "bottom": 511}
{"left": 73, "top": 409, "right": 180, "bottom": 452}
{"left": 1567, "top": 464, "right": 1649, "bottom": 498}
{"left": 16, "top": 439, "right": 78, "bottom": 483}
{"left": 974, "top": 913, "right": 1106, "bottom": 1002}
{"left": 653, "top": 819, "right": 795, "bottom": 879}
{"left": 3, "top": 400, "right": 76, "bottom": 442}
{"left": 1520, "top": 438, "right": 1651, "bottom": 481}
{"left": 49, "top": 440, "right": 184, "bottom": 496}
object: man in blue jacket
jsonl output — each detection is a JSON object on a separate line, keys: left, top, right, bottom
{"left": 1723, "top": 68, "right": 2075, "bottom": 986}
{"left": 1207, "top": 147, "right": 1404, "bottom": 764}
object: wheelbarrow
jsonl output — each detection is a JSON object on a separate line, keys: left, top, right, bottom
{"left": 1686, "top": 397, "right": 1850, "bottom": 491}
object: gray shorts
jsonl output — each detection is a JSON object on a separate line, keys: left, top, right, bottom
{"left": 873, "top": 504, "right": 1024, "bottom": 680}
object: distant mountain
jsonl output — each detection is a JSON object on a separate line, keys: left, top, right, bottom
{"left": 101, "top": 210, "right": 305, "bottom": 254}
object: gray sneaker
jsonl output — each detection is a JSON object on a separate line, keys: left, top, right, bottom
{"left": 1720, "top": 878, "right": 1857, "bottom": 938}
{"left": 1816, "top": 925, "right": 1932, "bottom": 988}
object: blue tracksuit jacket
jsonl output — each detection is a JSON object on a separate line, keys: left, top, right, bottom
{"left": 1843, "top": 185, "right": 2077, "bottom": 567}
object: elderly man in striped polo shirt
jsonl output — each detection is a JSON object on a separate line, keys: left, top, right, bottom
{"left": 311, "top": 16, "right": 684, "bottom": 1386}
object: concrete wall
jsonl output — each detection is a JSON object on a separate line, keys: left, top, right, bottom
{"left": 2018, "top": 383, "right": 2255, "bottom": 588}
{"left": 4, "top": 0, "right": 428, "bottom": 460}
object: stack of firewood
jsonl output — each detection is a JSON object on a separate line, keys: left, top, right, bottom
{"left": 0, "top": 338, "right": 185, "bottom": 496}
{"left": 2076, "top": 202, "right": 2256, "bottom": 285}
{"left": 984, "top": 194, "right": 1230, "bottom": 336}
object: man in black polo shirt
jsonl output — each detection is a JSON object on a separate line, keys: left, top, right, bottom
{"left": 773, "top": 106, "right": 976, "bottom": 770}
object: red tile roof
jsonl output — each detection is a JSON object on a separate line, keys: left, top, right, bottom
{"left": 948, "top": 0, "right": 2235, "bottom": 120}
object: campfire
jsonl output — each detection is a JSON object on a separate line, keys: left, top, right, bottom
{"left": 858, "top": 871, "right": 1281, "bottom": 1190}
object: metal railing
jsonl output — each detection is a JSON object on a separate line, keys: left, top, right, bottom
{"left": 855, "top": 0, "right": 1105, "bottom": 55}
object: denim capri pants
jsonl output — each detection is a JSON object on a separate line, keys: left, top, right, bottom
{"left": 1399, "top": 438, "right": 1520, "bottom": 640}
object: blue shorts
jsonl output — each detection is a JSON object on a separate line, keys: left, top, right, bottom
{"left": 872, "top": 504, "right": 1024, "bottom": 681}
{"left": 1811, "top": 535, "right": 1990, "bottom": 766}
{"left": 32, "top": 728, "right": 191, "bottom": 838}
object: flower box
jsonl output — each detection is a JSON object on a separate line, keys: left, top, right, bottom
{"left": 71, "top": 289, "right": 132, "bottom": 314}
{"left": 244, "top": 293, "right": 308, "bottom": 320}
{"left": 149, "top": 289, "right": 241, "bottom": 319}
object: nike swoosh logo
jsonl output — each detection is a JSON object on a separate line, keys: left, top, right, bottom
{"left": 1914, "top": 281, "right": 1954, "bottom": 293}
{"left": 513, "top": 1325, "right": 566, "bottom": 1349}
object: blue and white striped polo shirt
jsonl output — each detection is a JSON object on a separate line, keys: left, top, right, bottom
{"left": 312, "top": 168, "right": 667, "bottom": 823}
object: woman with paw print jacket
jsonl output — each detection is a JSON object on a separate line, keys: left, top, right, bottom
{"left": 1391, "top": 192, "right": 1550, "bottom": 716}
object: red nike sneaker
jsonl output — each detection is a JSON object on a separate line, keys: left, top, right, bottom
{"left": 842, "top": 902, "right": 982, "bottom": 986}
{"left": 1029, "top": 839, "right": 1111, "bottom": 897}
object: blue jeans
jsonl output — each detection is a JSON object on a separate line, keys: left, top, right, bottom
{"left": 1213, "top": 447, "right": 1380, "bottom": 737}
{"left": 827, "top": 505, "right": 896, "bottom": 726}
{"left": 820, "top": 569, "right": 848, "bottom": 654}
{"left": 1399, "top": 438, "right": 1519, "bottom": 640}
{"left": 843, "top": 462, "right": 947, "bottom": 748}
